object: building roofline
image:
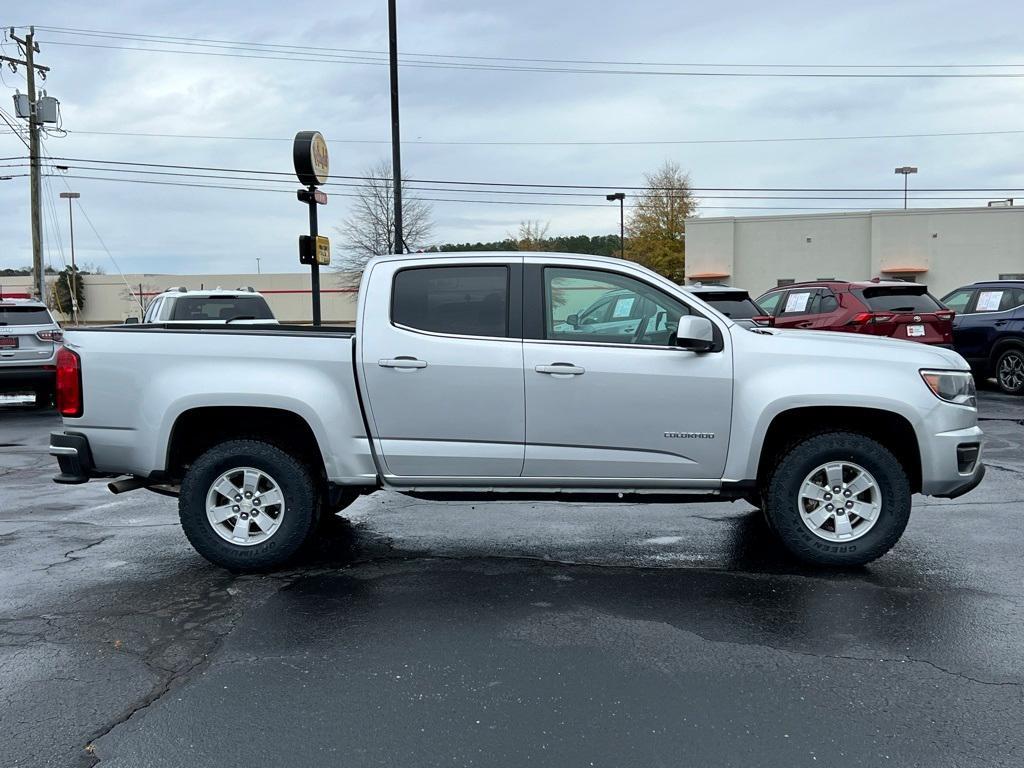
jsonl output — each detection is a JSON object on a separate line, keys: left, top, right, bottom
{"left": 686, "top": 205, "right": 1022, "bottom": 225}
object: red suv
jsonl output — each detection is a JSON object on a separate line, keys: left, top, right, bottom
{"left": 755, "top": 279, "right": 954, "bottom": 346}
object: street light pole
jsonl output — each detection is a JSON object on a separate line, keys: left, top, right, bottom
{"left": 606, "top": 192, "right": 625, "bottom": 258}
{"left": 388, "top": 0, "right": 403, "bottom": 254}
{"left": 894, "top": 166, "right": 918, "bottom": 210}
{"left": 256, "top": 257, "right": 261, "bottom": 275}
{"left": 59, "top": 191, "right": 80, "bottom": 322}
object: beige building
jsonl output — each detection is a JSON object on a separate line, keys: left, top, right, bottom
{"left": 684, "top": 206, "right": 1024, "bottom": 298}
{"left": 0, "top": 272, "right": 360, "bottom": 325}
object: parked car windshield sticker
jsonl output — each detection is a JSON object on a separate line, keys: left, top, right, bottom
{"left": 976, "top": 291, "right": 1004, "bottom": 312}
{"left": 784, "top": 292, "right": 811, "bottom": 313}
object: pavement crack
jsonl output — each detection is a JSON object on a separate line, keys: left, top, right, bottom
{"left": 82, "top": 651, "right": 211, "bottom": 766}
{"left": 34, "top": 535, "right": 114, "bottom": 573}
{"left": 756, "top": 643, "right": 1022, "bottom": 688}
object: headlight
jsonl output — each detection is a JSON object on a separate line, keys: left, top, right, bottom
{"left": 920, "top": 369, "right": 976, "bottom": 408}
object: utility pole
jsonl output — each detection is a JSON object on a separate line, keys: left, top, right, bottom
{"left": 388, "top": 0, "right": 403, "bottom": 254}
{"left": 6, "top": 28, "right": 50, "bottom": 303}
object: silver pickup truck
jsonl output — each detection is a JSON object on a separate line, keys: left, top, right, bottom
{"left": 50, "top": 252, "right": 985, "bottom": 571}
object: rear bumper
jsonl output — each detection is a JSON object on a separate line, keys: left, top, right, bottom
{"left": 49, "top": 431, "right": 101, "bottom": 484}
{"left": 0, "top": 365, "right": 55, "bottom": 392}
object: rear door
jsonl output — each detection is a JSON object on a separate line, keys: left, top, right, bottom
{"left": 358, "top": 258, "right": 526, "bottom": 480}
{"left": 772, "top": 288, "right": 827, "bottom": 329}
{"left": 521, "top": 264, "right": 733, "bottom": 481}
{"left": 0, "top": 305, "right": 57, "bottom": 365}
{"left": 854, "top": 285, "right": 951, "bottom": 344}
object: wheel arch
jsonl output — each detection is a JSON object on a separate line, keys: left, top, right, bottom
{"left": 166, "top": 406, "right": 327, "bottom": 482}
{"left": 755, "top": 406, "right": 922, "bottom": 493}
{"left": 990, "top": 335, "right": 1024, "bottom": 364}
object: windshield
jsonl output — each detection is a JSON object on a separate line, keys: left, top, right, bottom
{"left": 857, "top": 287, "right": 942, "bottom": 313}
{"left": 0, "top": 305, "right": 53, "bottom": 325}
{"left": 170, "top": 296, "right": 274, "bottom": 321}
{"left": 701, "top": 293, "right": 763, "bottom": 319}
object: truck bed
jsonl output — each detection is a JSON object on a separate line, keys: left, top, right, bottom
{"left": 60, "top": 323, "right": 375, "bottom": 485}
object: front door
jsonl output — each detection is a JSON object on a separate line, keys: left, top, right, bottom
{"left": 359, "top": 260, "right": 525, "bottom": 479}
{"left": 522, "top": 265, "right": 733, "bottom": 481}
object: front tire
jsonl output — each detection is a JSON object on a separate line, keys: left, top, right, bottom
{"left": 995, "top": 347, "right": 1024, "bottom": 395}
{"left": 179, "top": 439, "right": 320, "bottom": 572}
{"left": 763, "top": 432, "right": 911, "bottom": 566}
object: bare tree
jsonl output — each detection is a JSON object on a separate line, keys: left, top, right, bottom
{"left": 333, "top": 159, "right": 434, "bottom": 284}
{"left": 510, "top": 220, "right": 550, "bottom": 251}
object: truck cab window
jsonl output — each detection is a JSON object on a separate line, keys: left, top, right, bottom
{"left": 392, "top": 266, "right": 509, "bottom": 338}
{"left": 544, "top": 267, "right": 688, "bottom": 346}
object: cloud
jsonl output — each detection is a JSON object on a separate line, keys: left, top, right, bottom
{"left": 1, "top": 0, "right": 1022, "bottom": 274}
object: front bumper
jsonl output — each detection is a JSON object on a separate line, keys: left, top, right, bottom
{"left": 921, "top": 423, "right": 986, "bottom": 498}
{"left": 936, "top": 462, "right": 986, "bottom": 500}
{"left": 49, "top": 431, "right": 100, "bottom": 484}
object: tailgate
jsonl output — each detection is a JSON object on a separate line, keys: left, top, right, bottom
{"left": 879, "top": 312, "right": 952, "bottom": 344}
{"left": 0, "top": 324, "right": 57, "bottom": 364}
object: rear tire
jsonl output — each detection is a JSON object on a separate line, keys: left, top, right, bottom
{"left": 995, "top": 347, "right": 1024, "bottom": 395}
{"left": 179, "top": 439, "right": 320, "bottom": 572}
{"left": 763, "top": 432, "right": 911, "bottom": 566}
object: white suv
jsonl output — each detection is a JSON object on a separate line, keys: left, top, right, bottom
{"left": 139, "top": 287, "right": 277, "bottom": 325}
{"left": 0, "top": 299, "right": 62, "bottom": 405}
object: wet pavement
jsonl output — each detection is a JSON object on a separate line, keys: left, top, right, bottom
{"left": 1, "top": 389, "right": 1022, "bottom": 767}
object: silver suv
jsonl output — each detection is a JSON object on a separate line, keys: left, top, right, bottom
{"left": 0, "top": 299, "right": 62, "bottom": 405}
{"left": 139, "top": 287, "right": 276, "bottom": 325}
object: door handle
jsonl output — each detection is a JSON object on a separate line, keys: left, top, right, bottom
{"left": 535, "top": 363, "right": 585, "bottom": 376}
{"left": 795, "top": 321, "right": 814, "bottom": 328}
{"left": 995, "top": 320, "right": 1009, "bottom": 326}
{"left": 379, "top": 357, "right": 428, "bottom": 369}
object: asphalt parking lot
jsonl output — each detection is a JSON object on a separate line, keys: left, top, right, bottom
{"left": 1, "top": 390, "right": 1023, "bottom": 768}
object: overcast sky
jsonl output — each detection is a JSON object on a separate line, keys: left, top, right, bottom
{"left": 1, "top": 0, "right": 1022, "bottom": 275}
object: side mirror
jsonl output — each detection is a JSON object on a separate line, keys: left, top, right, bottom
{"left": 752, "top": 315, "right": 774, "bottom": 327}
{"left": 124, "top": 317, "right": 140, "bottom": 325}
{"left": 565, "top": 313, "right": 579, "bottom": 328}
{"left": 675, "top": 316, "right": 715, "bottom": 352}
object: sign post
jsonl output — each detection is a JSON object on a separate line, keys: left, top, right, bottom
{"left": 293, "top": 131, "right": 330, "bottom": 326}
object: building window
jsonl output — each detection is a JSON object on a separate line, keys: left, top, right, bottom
{"left": 777, "top": 278, "right": 795, "bottom": 287}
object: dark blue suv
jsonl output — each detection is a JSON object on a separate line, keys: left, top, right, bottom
{"left": 941, "top": 281, "right": 1024, "bottom": 394}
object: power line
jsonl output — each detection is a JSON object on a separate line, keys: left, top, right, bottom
{"left": 55, "top": 174, "right": 923, "bottom": 210}
{"left": 38, "top": 154, "right": 1024, "bottom": 193}
{"left": 30, "top": 25, "right": 1024, "bottom": 70}
{"left": 38, "top": 142, "right": 144, "bottom": 309}
{"left": 34, "top": 162, "right": 1024, "bottom": 203}
{"left": 58, "top": 126, "right": 1024, "bottom": 147}
{"left": 34, "top": 38, "right": 1024, "bottom": 78}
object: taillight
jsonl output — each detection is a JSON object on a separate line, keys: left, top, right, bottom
{"left": 56, "top": 346, "right": 82, "bottom": 417}
{"left": 36, "top": 329, "right": 63, "bottom": 342}
{"left": 850, "top": 312, "right": 892, "bottom": 325}
{"left": 936, "top": 311, "right": 954, "bottom": 321}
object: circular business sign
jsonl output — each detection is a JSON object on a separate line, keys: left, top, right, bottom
{"left": 293, "top": 131, "right": 329, "bottom": 186}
